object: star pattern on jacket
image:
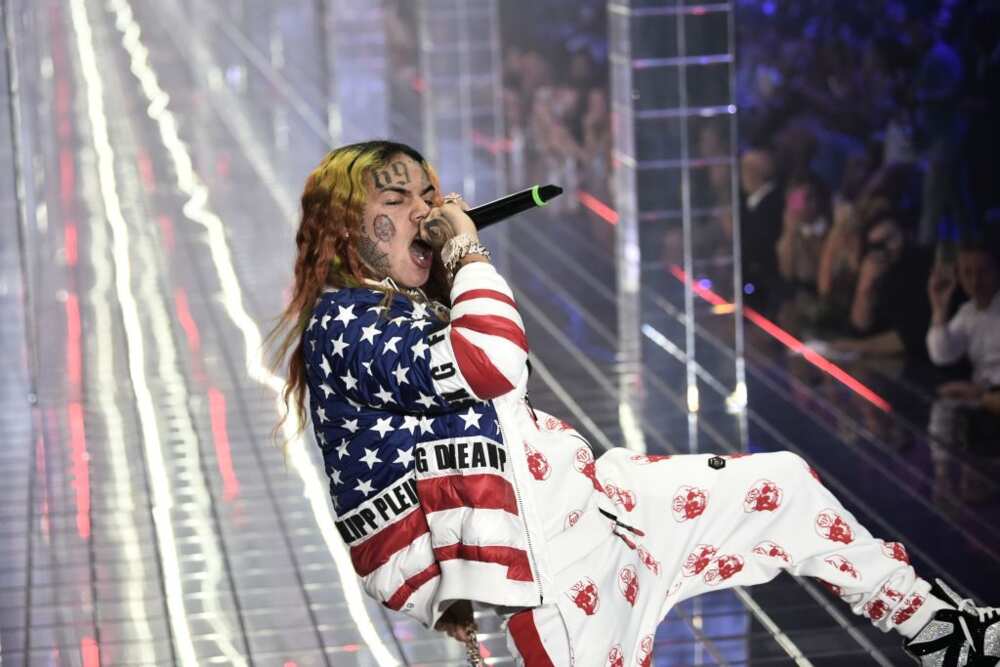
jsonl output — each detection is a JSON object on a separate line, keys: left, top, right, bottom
{"left": 304, "top": 285, "right": 509, "bottom": 518}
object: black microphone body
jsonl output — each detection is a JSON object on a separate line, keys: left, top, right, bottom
{"left": 467, "top": 184, "right": 563, "bottom": 229}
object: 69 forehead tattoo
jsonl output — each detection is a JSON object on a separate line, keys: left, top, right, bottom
{"left": 372, "top": 159, "right": 413, "bottom": 190}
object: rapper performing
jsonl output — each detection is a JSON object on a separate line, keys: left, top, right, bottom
{"left": 268, "top": 141, "right": 998, "bottom": 666}
{"left": 3, "top": 0, "right": 999, "bottom": 666}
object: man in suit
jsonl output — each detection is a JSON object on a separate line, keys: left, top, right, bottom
{"left": 739, "top": 147, "right": 785, "bottom": 312}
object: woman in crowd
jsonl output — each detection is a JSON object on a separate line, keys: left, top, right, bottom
{"left": 270, "top": 140, "right": 998, "bottom": 667}
{"left": 775, "top": 172, "right": 831, "bottom": 289}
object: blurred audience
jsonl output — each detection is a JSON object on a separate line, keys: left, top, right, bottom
{"left": 496, "top": 1, "right": 1000, "bottom": 461}
{"left": 819, "top": 164, "right": 932, "bottom": 357}
{"left": 500, "top": 1, "right": 610, "bottom": 204}
{"left": 737, "top": 0, "right": 998, "bottom": 351}
{"left": 734, "top": 0, "right": 1000, "bottom": 482}
{"left": 502, "top": 45, "right": 609, "bottom": 205}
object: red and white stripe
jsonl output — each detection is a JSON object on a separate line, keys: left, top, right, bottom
{"left": 363, "top": 530, "right": 439, "bottom": 616}
{"left": 441, "top": 263, "right": 529, "bottom": 400}
{"left": 352, "top": 471, "right": 535, "bottom": 622}
{"left": 418, "top": 473, "right": 520, "bottom": 516}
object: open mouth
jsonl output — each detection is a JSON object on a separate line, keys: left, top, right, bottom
{"left": 409, "top": 238, "right": 433, "bottom": 269}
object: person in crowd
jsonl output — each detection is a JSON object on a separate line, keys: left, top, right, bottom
{"left": 270, "top": 140, "right": 998, "bottom": 667}
{"left": 925, "top": 239, "right": 1000, "bottom": 504}
{"left": 825, "top": 218, "right": 933, "bottom": 359}
{"left": 775, "top": 172, "right": 831, "bottom": 289}
{"left": 821, "top": 162, "right": 931, "bottom": 357}
{"left": 927, "top": 240, "right": 1000, "bottom": 410}
{"left": 815, "top": 152, "right": 879, "bottom": 323}
{"left": 739, "top": 147, "right": 785, "bottom": 312}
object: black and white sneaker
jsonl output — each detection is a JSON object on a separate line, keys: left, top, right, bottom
{"left": 904, "top": 579, "right": 1000, "bottom": 666}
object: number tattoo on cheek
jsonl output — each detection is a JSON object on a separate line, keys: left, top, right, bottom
{"left": 372, "top": 160, "right": 412, "bottom": 189}
{"left": 373, "top": 214, "right": 395, "bottom": 242}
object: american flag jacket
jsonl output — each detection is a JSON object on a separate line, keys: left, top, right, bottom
{"left": 303, "top": 263, "right": 612, "bottom": 628}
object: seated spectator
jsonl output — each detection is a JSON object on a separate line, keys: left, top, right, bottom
{"left": 739, "top": 147, "right": 784, "bottom": 311}
{"left": 815, "top": 199, "right": 865, "bottom": 327}
{"left": 775, "top": 172, "right": 831, "bottom": 289}
{"left": 927, "top": 239, "right": 1000, "bottom": 391}
{"left": 818, "top": 162, "right": 924, "bottom": 329}
{"left": 826, "top": 219, "right": 933, "bottom": 357}
{"left": 816, "top": 154, "right": 877, "bottom": 324}
{"left": 925, "top": 239, "right": 1000, "bottom": 504}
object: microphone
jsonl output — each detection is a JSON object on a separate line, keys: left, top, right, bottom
{"left": 467, "top": 184, "right": 563, "bottom": 229}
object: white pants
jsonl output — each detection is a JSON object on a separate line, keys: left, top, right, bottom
{"left": 504, "top": 449, "right": 945, "bottom": 667}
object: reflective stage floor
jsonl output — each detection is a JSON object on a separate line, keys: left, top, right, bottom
{"left": 1, "top": 1, "right": 997, "bottom": 665}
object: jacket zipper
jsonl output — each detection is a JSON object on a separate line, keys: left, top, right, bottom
{"left": 524, "top": 392, "right": 540, "bottom": 426}
{"left": 496, "top": 402, "right": 545, "bottom": 604}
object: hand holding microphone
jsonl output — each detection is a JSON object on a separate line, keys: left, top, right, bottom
{"left": 421, "top": 184, "right": 563, "bottom": 276}
{"left": 420, "top": 193, "right": 477, "bottom": 251}
{"left": 419, "top": 193, "right": 486, "bottom": 277}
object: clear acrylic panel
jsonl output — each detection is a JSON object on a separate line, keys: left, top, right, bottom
{"left": 609, "top": 0, "right": 746, "bottom": 454}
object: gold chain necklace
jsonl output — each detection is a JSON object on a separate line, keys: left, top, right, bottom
{"left": 463, "top": 620, "right": 483, "bottom": 666}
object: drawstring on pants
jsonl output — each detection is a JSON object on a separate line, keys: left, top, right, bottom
{"left": 600, "top": 508, "right": 646, "bottom": 549}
